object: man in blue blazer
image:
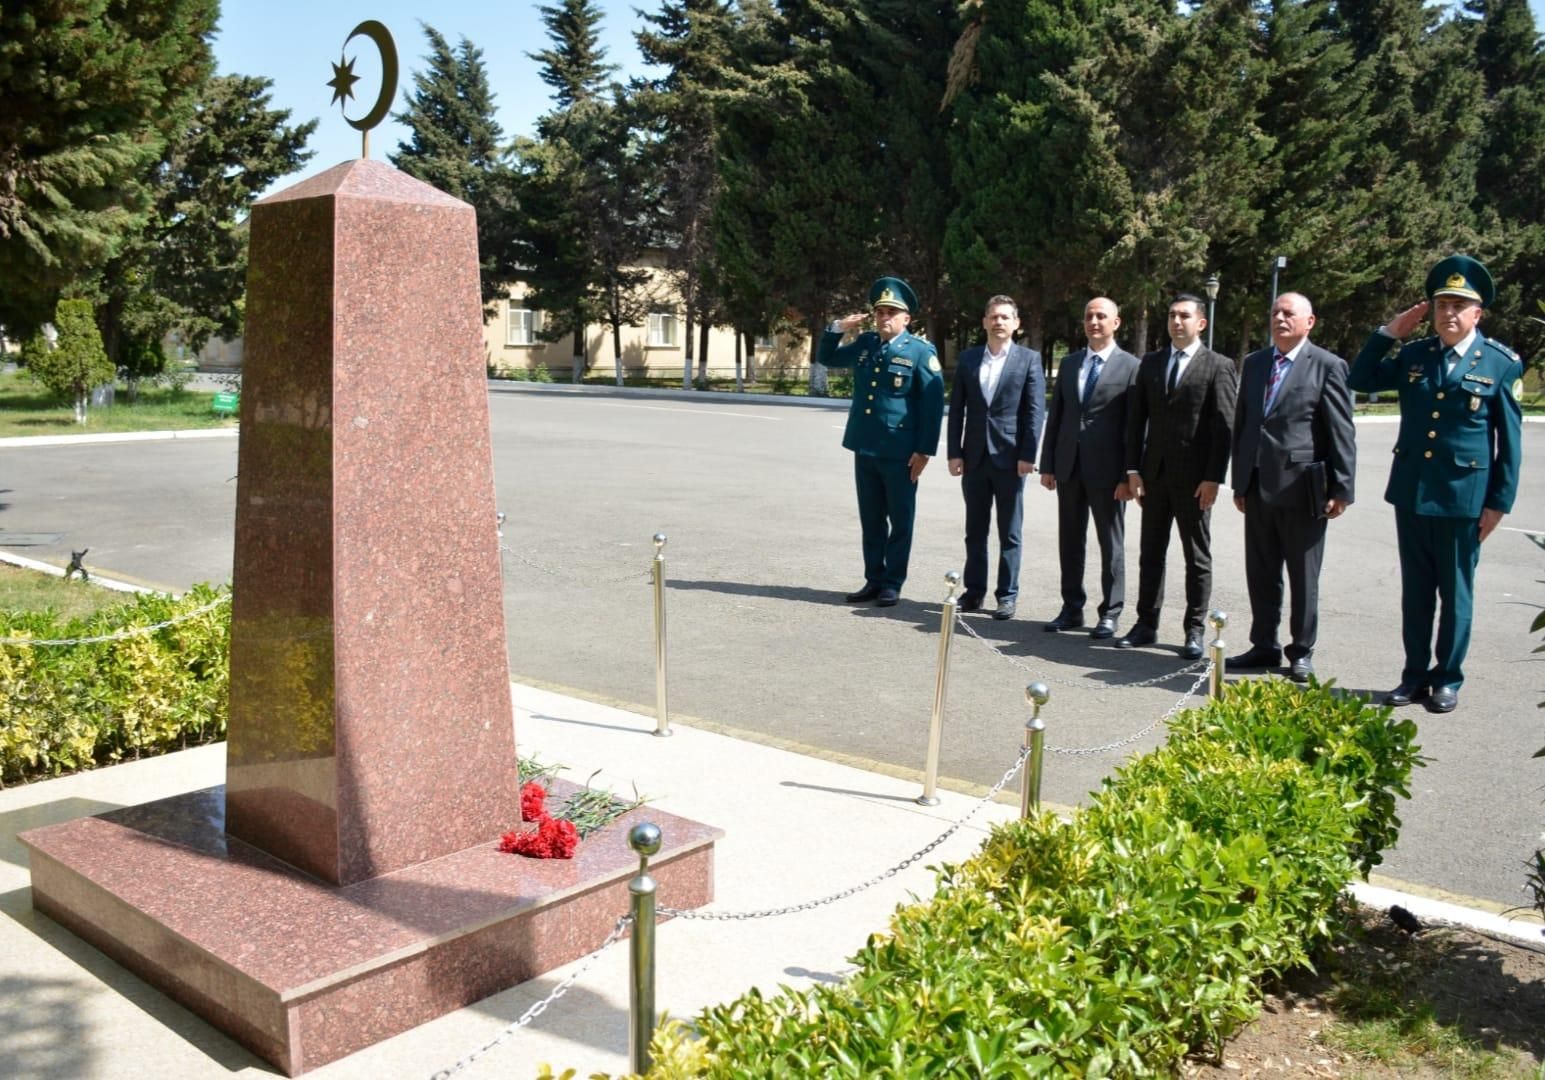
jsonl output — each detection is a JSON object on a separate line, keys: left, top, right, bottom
{"left": 1346, "top": 254, "right": 1524, "bottom": 714}
{"left": 946, "top": 295, "right": 1045, "bottom": 620}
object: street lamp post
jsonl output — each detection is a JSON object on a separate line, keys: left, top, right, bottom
{"left": 1204, "top": 273, "right": 1220, "bottom": 351}
{"left": 1269, "top": 254, "right": 1287, "bottom": 306}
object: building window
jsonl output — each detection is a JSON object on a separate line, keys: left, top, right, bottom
{"left": 755, "top": 333, "right": 776, "bottom": 351}
{"left": 507, "top": 304, "right": 540, "bottom": 346}
{"left": 648, "top": 311, "right": 679, "bottom": 347}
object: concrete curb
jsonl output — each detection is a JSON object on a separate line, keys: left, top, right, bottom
{"left": 0, "top": 549, "right": 157, "bottom": 594}
{"left": 0, "top": 426, "right": 238, "bottom": 448}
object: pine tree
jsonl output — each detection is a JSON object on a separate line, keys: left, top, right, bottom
{"left": 27, "top": 299, "right": 115, "bottom": 423}
{"left": 635, "top": 0, "right": 736, "bottom": 387}
{"left": 516, "top": 0, "right": 639, "bottom": 383}
{"left": 0, "top": 0, "right": 218, "bottom": 336}
{"left": 391, "top": 26, "right": 520, "bottom": 310}
{"left": 92, "top": 74, "right": 314, "bottom": 395}
{"left": 713, "top": 0, "right": 883, "bottom": 393}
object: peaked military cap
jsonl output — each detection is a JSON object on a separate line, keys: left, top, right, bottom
{"left": 868, "top": 276, "right": 919, "bottom": 313}
{"left": 1424, "top": 254, "right": 1495, "bottom": 308}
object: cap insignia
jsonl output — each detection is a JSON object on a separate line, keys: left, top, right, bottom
{"left": 1445, "top": 273, "right": 1468, "bottom": 290}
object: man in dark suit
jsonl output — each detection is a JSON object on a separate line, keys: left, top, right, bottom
{"left": 818, "top": 276, "right": 946, "bottom": 607}
{"left": 1039, "top": 296, "right": 1140, "bottom": 639}
{"left": 1227, "top": 292, "right": 1356, "bottom": 683}
{"left": 1346, "top": 254, "right": 1524, "bottom": 714}
{"left": 1117, "top": 293, "right": 1237, "bottom": 659}
{"left": 946, "top": 295, "right": 1044, "bottom": 620}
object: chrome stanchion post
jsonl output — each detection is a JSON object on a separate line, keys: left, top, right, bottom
{"left": 1020, "top": 682, "right": 1049, "bottom": 818}
{"left": 651, "top": 533, "right": 672, "bottom": 737}
{"left": 627, "top": 823, "right": 661, "bottom": 1075}
{"left": 495, "top": 510, "right": 506, "bottom": 539}
{"left": 917, "top": 570, "right": 962, "bottom": 807}
{"left": 1207, "top": 609, "right": 1227, "bottom": 700}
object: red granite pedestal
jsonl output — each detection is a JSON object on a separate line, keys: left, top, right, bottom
{"left": 20, "top": 159, "right": 719, "bottom": 1074}
{"left": 22, "top": 783, "right": 719, "bottom": 1075}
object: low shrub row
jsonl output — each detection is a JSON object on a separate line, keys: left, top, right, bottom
{"left": 0, "top": 584, "right": 230, "bottom": 786}
{"left": 608, "top": 679, "right": 1420, "bottom": 1078}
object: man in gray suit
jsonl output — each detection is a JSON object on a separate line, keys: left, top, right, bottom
{"left": 947, "top": 295, "right": 1045, "bottom": 620}
{"left": 1039, "top": 297, "right": 1140, "bottom": 638}
{"left": 1118, "top": 293, "right": 1238, "bottom": 659}
{"left": 1228, "top": 292, "right": 1356, "bottom": 682}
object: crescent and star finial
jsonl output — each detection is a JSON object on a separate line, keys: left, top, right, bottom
{"left": 327, "top": 20, "right": 399, "bottom": 159}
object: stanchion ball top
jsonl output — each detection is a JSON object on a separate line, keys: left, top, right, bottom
{"left": 1025, "top": 683, "right": 1050, "bottom": 706}
{"left": 1207, "top": 609, "right": 1227, "bottom": 629}
{"left": 629, "top": 822, "right": 662, "bottom": 856}
{"left": 945, "top": 570, "right": 961, "bottom": 586}
{"left": 652, "top": 533, "right": 667, "bottom": 549}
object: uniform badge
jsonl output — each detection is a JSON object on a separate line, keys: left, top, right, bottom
{"left": 928, "top": 356, "right": 941, "bottom": 373}
{"left": 893, "top": 375, "right": 904, "bottom": 389}
{"left": 1514, "top": 378, "right": 1525, "bottom": 401}
{"left": 1468, "top": 394, "right": 1481, "bottom": 412}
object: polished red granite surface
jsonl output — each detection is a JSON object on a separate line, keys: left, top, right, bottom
{"left": 229, "top": 159, "right": 518, "bottom": 885}
{"left": 22, "top": 782, "right": 720, "bottom": 1074}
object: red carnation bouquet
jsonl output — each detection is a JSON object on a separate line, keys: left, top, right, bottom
{"left": 499, "top": 781, "right": 580, "bottom": 859}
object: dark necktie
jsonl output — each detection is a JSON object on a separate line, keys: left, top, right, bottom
{"left": 1264, "top": 351, "right": 1290, "bottom": 413}
{"left": 1166, "top": 350, "right": 1183, "bottom": 394}
{"left": 1081, "top": 352, "right": 1103, "bottom": 407}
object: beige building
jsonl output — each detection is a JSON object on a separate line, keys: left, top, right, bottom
{"left": 484, "top": 268, "right": 809, "bottom": 384}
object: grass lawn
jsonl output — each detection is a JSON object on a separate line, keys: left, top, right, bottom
{"left": 0, "top": 562, "right": 128, "bottom": 620}
{"left": 0, "top": 369, "right": 236, "bottom": 438}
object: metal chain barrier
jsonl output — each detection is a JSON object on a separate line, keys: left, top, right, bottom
{"left": 428, "top": 913, "right": 635, "bottom": 1080}
{"left": 951, "top": 610, "right": 1208, "bottom": 690}
{"left": 1044, "top": 663, "right": 1212, "bottom": 756}
{"left": 658, "top": 744, "right": 1031, "bottom": 921}
{"left": 0, "top": 592, "right": 230, "bottom": 648}
{"left": 498, "top": 543, "right": 654, "bottom": 587}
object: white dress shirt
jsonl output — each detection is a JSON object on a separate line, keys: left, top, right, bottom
{"left": 980, "top": 345, "right": 1009, "bottom": 402}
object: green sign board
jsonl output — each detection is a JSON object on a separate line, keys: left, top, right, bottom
{"left": 212, "top": 391, "right": 239, "bottom": 416}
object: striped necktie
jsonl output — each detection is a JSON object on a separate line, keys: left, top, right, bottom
{"left": 1263, "top": 351, "right": 1290, "bottom": 413}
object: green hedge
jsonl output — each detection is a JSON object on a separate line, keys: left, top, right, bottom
{"left": 0, "top": 584, "right": 230, "bottom": 785}
{"left": 620, "top": 680, "right": 1420, "bottom": 1078}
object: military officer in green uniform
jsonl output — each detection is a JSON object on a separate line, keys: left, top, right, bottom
{"left": 819, "top": 276, "right": 946, "bottom": 607}
{"left": 1347, "top": 254, "right": 1524, "bottom": 713}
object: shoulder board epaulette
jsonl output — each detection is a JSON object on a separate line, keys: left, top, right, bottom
{"left": 1489, "top": 340, "right": 1520, "bottom": 362}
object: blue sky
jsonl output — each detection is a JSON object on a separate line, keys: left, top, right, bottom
{"left": 213, "top": 1, "right": 657, "bottom": 195}
{"left": 214, "top": 0, "right": 1545, "bottom": 197}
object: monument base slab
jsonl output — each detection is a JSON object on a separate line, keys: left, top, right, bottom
{"left": 20, "top": 783, "right": 719, "bottom": 1075}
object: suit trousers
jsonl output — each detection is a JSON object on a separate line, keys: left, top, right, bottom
{"left": 1134, "top": 478, "right": 1211, "bottom": 634}
{"left": 1394, "top": 507, "right": 1480, "bottom": 691}
{"left": 1056, "top": 468, "right": 1125, "bottom": 617}
{"left": 854, "top": 453, "right": 918, "bottom": 591}
{"left": 961, "top": 463, "right": 1025, "bottom": 601}
{"left": 1243, "top": 488, "right": 1326, "bottom": 659}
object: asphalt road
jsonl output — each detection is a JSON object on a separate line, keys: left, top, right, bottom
{"left": 2, "top": 385, "right": 1542, "bottom": 912}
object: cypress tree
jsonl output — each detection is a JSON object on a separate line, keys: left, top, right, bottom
{"left": 27, "top": 298, "right": 115, "bottom": 423}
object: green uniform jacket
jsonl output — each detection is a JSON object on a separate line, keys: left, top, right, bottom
{"left": 818, "top": 328, "right": 945, "bottom": 461}
{"left": 1347, "top": 330, "right": 1523, "bottom": 517}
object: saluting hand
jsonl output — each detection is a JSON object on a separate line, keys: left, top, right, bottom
{"left": 1383, "top": 301, "right": 1429, "bottom": 340}
{"left": 837, "top": 312, "right": 868, "bottom": 333}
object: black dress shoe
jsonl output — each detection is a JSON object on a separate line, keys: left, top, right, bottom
{"left": 1385, "top": 681, "right": 1429, "bottom": 707}
{"left": 1115, "top": 624, "right": 1157, "bottom": 649}
{"left": 957, "top": 592, "right": 984, "bottom": 612}
{"left": 1289, "top": 656, "right": 1314, "bottom": 683}
{"left": 1045, "top": 609, "right": 1085, "bottom": 632}
{"left": 875, "top": 588, "right": 900, "bottom": 607}
{"left": 1426, "top": 686, "right": 1458, "bottom": 713}
{"left": 1180, "top": 628, "right": 1204, "bottom": 660}
{"left": 993, "top": 601, "right": 1016, "bottom": 621}
{"left": 1227, "top": 647, "right": 1282, "bottom": 669}
{"left": 844, "top": 584, "right": 881, "bottom": 603}
{"left": 1089, "top": 616, "right": 1118, "bottom": 640}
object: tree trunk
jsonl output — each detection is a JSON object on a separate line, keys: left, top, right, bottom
{"left": 806, "top": 315, "right": 828, "bottom": 396}
{"left": 1133, "top": 308, "right": 1151, "bottom": 359}
{"left": 734, "top": 331, "right": 743, "bottom": 393}
{"left": 571, "top": 318, "right": 585, "bottom": 384}
{"left": 697, "top": 320, "right": 709, "bottom": 383}
{"left": 683, "top": 308, "right": 694, "bottom": 390}
{"left": 74, "top": 391, "right": 87, "bottom": 425}
{"left": 745, "top": 331, "right": 757, "bottom": 383}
